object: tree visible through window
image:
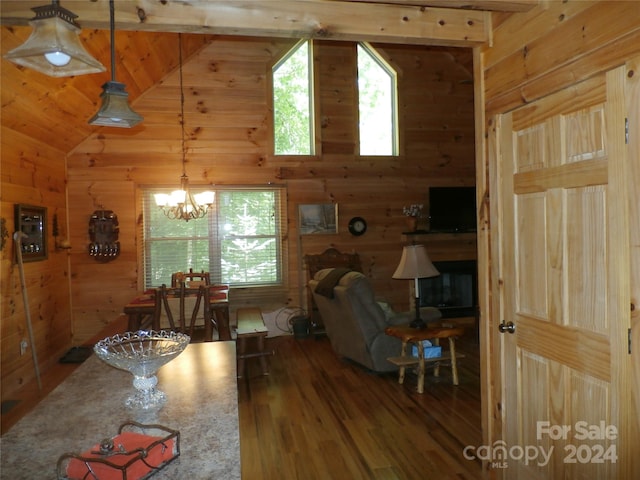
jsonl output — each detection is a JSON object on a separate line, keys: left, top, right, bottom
{"left": 272, "top": 40, "right": 314, "bottom": 155}
{"left": 271, "top": 40, "right": 397, "bottom": 156}
{"left": 144, "top": 188, "right": 284, "bottom": 288}
{"left": 357, "top": 43, "right": 398, "bottom": 156}
{"left": 218, "top": 190, "right": 280, "bottom": 284}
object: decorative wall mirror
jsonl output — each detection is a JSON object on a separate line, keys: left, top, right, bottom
{"left": 14, "top": 204, "right": 47, "bottom": 262}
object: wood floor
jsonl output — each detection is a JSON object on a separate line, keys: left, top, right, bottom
{"left": 238, "top": 333, "right": 483, "bottom": 480}
{"left": 2, "top": 328, "right": 484, "bottom": 479}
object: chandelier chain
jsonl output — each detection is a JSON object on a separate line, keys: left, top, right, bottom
{"left": 179, "top": 33, "right": 187, "bottom": 177}
{"left": 153, "top": 32, "right": 215, "bottom": 221}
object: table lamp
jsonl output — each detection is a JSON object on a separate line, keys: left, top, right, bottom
{"left": 393, "top": 244, "right": 439, "bottom": 329}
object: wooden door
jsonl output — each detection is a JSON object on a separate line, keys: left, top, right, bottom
{"left": 493, "top": 65, "right": 635, "bottom": 478}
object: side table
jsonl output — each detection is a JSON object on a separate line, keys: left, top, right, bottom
{"left": 385, "top": 324, "right": 465, "bottom": 393}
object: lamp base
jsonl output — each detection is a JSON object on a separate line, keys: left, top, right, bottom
{"left": 409, "top": 318, "right": 427, "bottom": 329}
{"left": 410, "top": 295, "right": 426, "bottom": 329}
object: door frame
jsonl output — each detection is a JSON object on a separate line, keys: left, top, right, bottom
{"left": 474, "top": 50, "right": 640, "bottom": 478}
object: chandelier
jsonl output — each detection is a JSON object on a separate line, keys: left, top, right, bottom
{"left": 154, "top": 34, "right": 214, "bottom": 221}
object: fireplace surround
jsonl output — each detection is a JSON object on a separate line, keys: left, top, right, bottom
{"left": 419, "top": 260, "right": 478, "bottom": 319}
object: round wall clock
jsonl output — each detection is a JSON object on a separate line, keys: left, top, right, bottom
{"left": 348, "top": 217, "right": 367, "bottom": 236}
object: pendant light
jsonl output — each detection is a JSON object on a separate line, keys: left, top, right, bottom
{"left": 4, "top": 0, "right": 105, "bottom": 77}
{"left": 88, "top": 0, "right": 142, "bottom": 128}
{"left": 154, "top": 34, "right": 214, "bottom": 222}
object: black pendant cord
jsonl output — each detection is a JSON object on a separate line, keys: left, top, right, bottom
{"left": 179, "top": 33, "right": 186, "bottom": 178}
{"left": 109, "top": 0, "right": 116, "bottom": 82}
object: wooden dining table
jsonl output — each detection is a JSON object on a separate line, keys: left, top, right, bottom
{"left": 123, "top": 284, "right": 231, "bottom": 341}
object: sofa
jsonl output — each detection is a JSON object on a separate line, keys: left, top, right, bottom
{"left": 309, "top": 268, "right": 442, "bottom": 373}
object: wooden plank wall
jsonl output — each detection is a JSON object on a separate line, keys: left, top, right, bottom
{"left": 0, "top": 128, "right": 72, "bottom": 399}
{"left": 476, "top": 0, "right": 640, "bottom": 476}
{"left": 0, "top": 28, "right": 213, "bottom": 400}
{"left": 65, "top": 37, "right": 477, "bottom": 344}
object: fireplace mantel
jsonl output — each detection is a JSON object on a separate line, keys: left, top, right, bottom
{"left": 401, "top": 232, "right": 477, "bottom": 263}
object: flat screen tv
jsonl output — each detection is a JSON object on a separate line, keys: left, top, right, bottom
{"left": 428, "top": 186, "right": 477, "bottom": 233}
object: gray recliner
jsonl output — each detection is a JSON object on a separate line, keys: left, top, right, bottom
{"left": 309, "top": 268, "right": 442, "bottom": 373}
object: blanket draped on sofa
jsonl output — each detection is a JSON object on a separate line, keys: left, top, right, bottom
{"left": 313, "top": 267, "right": 352, "bottom": 298}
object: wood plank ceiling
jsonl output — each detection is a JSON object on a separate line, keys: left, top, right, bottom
{"left": 0, "top": 0, "right": 536, "bottom": 154}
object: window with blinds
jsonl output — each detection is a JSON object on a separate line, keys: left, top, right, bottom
{"left": 143, "top": 186, "right": 285, "bottom": 288}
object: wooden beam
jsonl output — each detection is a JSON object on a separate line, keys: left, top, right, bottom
{"left": 335, "top": 0, "right": 538, "bottom": 12}
{"left": 0, "top": 0, "right": 489, "bottom": 47}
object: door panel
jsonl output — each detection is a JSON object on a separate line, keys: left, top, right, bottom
{"left": 496, "top": 67, "right": 630, "bottom": 478}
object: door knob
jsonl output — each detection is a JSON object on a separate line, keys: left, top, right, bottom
{"left": 498, "top": 320, "right": 516, "bottom": 334}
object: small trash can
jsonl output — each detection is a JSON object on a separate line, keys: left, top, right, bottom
{"left": 291, "top": 316, "right": 310, "bottom": 339}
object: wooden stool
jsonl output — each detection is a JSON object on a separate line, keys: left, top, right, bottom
{"left": 235, "top": 308, "right": 272, "bottom": 378}
{"left": 385, "top": 324, "right": 464, "bottom": 393}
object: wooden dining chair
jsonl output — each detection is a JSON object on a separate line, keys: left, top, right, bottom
{"left": 154, "top": 284, "right": 212, "bottom": 339}
{"left": 171, "top": 268, "right": 211, "bottom": 288}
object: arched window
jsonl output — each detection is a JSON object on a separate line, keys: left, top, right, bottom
{"left": 357, "top": 43, "right": 398, "bottom": 156}
{"left": 272, "top": 40, "right": 315, "bottom": 155}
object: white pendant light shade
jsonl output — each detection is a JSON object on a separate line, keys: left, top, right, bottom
{"left": 88, "top": 81, "right": 143, "bottom": 128}
{"left": 194, "top": 191, "right": 215, "bottom": 205}
{"left": 4, "top": 2, "right": 105, "bottom": 77}
{"left": 154, "top": 193, "right": 170, "bottom": 207}
{"left": 170, "top": 189, "right": 187, "bottom": 205}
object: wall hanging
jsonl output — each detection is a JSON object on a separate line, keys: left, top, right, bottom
{"left": 298, "top": 204, "right": 338, "bottom": 235}
{"left": 0, "top": 218, "right": 8, "bottom": 251}
{"left": 88, "top": 209, "right": 120, "bottom": 261}
{"left": 14, "top": 204, "right": 47, "bottom": 262}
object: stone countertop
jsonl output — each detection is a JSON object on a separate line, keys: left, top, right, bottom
{"left": 0, "top": 341, "right": 240, "bottom": 479}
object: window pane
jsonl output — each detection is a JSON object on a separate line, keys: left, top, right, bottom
{"left": 221, "top": 237, "right": 278, "bottom": 284}
{"left": 218, "top": 190, "right": 281, "bottom": 285}
{"left": 144, "top": 188, "right": 283, "bottom": 289}
{"left": 148, "top": 239, "right": 210, "bottom": 286}
{"left": 218, "top": 191, "right": 276, "bottom": 236}
{"left": 147, "top": 204, "right": 209, "bottom": 238}
{"left": 273, "top": 40, "right": 313, "bottom": 155}
{"left": 358, "top": 43, "right": 397, "bottom": 156}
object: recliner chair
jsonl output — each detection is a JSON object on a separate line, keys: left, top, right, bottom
{"left": 309, "top": 268, "right": 442, "bottom": 373}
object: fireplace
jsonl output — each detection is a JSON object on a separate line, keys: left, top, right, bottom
{"left": 419, "top": 260, "right": 478, "bottom": 318}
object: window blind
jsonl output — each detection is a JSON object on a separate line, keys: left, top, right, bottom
{"left": 142, "top": 186, "right": 285, "bottom": 289}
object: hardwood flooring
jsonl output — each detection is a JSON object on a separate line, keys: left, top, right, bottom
{"left": 238, "top": 333, "right": 483, "bottom": 480}
{"left": 2, "top": 327, "right": 484, "bottom": 479}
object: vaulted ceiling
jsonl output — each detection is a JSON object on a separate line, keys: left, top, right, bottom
{"left": 1, "top": 1, "right": 537, "bottom": 153}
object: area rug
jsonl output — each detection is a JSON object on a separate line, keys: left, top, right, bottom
{"left": 59, "top": 346, "right": 92, "bottom": 364}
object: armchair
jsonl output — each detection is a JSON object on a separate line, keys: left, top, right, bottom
{"left": 309, "top": 268, "right": 441, "bottom": 373}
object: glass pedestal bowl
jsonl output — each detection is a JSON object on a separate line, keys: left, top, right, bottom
{"left": 94, "top": 330, "right": 190, "bottom": 411}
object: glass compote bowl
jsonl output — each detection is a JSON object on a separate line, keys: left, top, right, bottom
{"left": 94, "top": 330, "right": 190, "bottom": 411}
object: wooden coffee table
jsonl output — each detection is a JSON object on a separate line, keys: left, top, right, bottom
{"left": 385, "top": 324, "right": 465, "bottom": 393}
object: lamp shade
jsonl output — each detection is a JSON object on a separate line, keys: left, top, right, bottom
{"left": 4, "top": 2, "right": 105, "bottom": 77}
{"left": 392, "top": 245, "right": 439, "bottom": 279}
{"left": 88, "top": 81, "right": 143, "bottom": 128}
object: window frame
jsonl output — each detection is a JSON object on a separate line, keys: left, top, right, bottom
{"left": 357, "top": 42, "right": 400, "bottom": 157}
{"left": 269, "top": 39, "right": 321, "bottom": 161}
{"left": 141, "top": 185, "right": 287, "bottom": 290}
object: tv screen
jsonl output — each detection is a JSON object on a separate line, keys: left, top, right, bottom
{"left": 428, "top": 187, "right": 477, "bottom": 233}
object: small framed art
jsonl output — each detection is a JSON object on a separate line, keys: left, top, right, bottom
{"left": 298, "top": 204, "right": 338, "bottom": 235}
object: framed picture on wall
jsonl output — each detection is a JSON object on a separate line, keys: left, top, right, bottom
{"left": 298, "top": 204, "right": 338, "bottom": 235}
{"left": 14, "top": 204, "right": 47, "bottom": 262}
